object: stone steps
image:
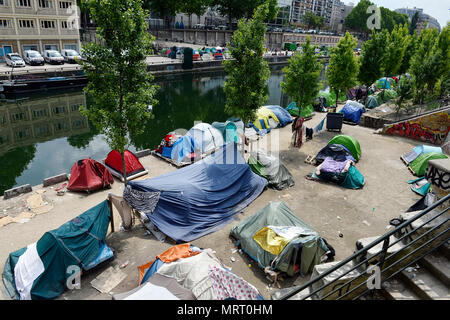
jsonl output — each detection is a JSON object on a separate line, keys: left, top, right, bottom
{"left": 382, "top": 278, "right": 421, "bottom": 300}
{"left": 398, "top": 266, "right": 450, "bottom": 300}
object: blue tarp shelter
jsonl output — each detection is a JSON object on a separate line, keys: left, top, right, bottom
{"left": 264, "top": 105, "right": 293, "bottom": 127}
{"left": 126, "top": 143, "right": 267, "bottom": 242}
{"left": 341, "top": 101, "right": 366, "bottom": 124}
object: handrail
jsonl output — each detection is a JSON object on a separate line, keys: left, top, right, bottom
{"left": 278, "top": 194, "right": 450, "bottom": 300}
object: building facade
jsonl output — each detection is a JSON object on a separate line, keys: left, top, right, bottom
{"left": 0, "top": 0, "right": 81, "bottom": 61}
{"left": 395, "top": 7, "right": 441, "bottom": 33}
{"left": 290, "top": 0, "right": 335, "bottom": 27}
{"left": 330, "top": 1, "right": 353, "bottom": 32}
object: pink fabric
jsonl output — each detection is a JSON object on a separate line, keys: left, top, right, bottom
{"left": 208, "top": 265, "right": 260, "bottom": 300}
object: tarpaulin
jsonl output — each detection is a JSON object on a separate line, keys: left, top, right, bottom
{"left": 127, "top": 143, "right": 267, "bottom": 242}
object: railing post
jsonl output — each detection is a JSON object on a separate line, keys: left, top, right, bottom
{"left": 378, "top": 237, "right": 390, "bottom": 271}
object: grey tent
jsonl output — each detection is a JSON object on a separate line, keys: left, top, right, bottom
{"left": 229, "top": 201, "right": 332, "bottom": 276}
{"left": 247, "top": 150, "right": 295, "bottom": 190}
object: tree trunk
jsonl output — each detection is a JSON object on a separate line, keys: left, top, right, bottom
{"left": 121, "top": 151, "right": 127, "bottom": 186}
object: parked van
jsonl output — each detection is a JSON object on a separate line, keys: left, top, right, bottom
{"left": 23, "top": 50, "right": 45, "bottom": 66}
{"left": 5, "top": 53, "right": 25, "bottom": 67}
{"left": 60, "top": 49, "right": 82, "bottom": 63}
{"left": 43, "top": 50, "right": 64, "bottom": 64}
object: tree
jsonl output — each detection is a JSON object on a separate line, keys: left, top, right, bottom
{"left": 281, "top": 37, "right": 323, "bottom": 114}
{"left": 326, "top": 32, "right": 359, "bottom": 109}
{"left": 344, "top": 0, "right": 373, "bottom": 34}
{"left": 223, "top": 2, "right": 275, "bottom": 126}
{"left": 212, "top": 0, "right": 245, "bottom": 29}
{"left": 303, "top": 11, "right": 323, "bottom": 30}
{"left": 398, "top": 31, "right": 417, "bottom": 75}
{"left": 409, "top": 27, "right": 440, "bottom": 104}
{"left": 358, "top": 29, "right": 388, "bottom": 87}
{"left": 382, "top": 24, "right": 410, "bottom": 77}
{"left": 144, "top": 0, "right": 181, "bottom": 28}
{"left": 80, "top": 0, "right": 159, "bottom": 185}
{"left": 409, "top": 11, "right": 419, "bottom": 35}
{"left": 180, "top": 0, "right": 211, "bottom": 28}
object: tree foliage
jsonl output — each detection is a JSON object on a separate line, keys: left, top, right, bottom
{"left": 281, "top": 37, "right": 322, "bottom": 112}
{"left": 358, "top": 29, "right": 388, "bottom": 87}
{"left": 409, "top": 27, "right": 440, "bottom": 104}
{"left": 223, "top": 2, "right": 272, "bottom": 124}
{"left": 303, "top": 11, "right": 325, "bottom": 30}
{"left": 326, "top": 32, "right": 359, "bottom": 108}
{"left": 345, "top": 0, "right": 409, "bottom": 34}
{"left": 212, "top": 0, "right": 277, "bottom": 27}
{"left": 180, "top": 0, "right": 211, "bottom": 27}
{"left": 382, "top": 24, "right": 410, "bottom": 77}
{"left": 80, "top": 0, "right": 158, "bottom": 184}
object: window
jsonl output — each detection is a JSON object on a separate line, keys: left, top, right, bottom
{"left": 0, "top": 0, "right": 9, "bottom": 6}
{"left": 64, "top": 44, "right": 77, "bottom": 50}
{"left": 33, "top": 109, "right": 48, "bottom": 119}
{"left": 16, "top": 0, "right": 31, "bottom": 7}
{"left": 59, "top": 1, "right": 71, "bottom": 9}
{"left": 53, "top": 106, "right": 66, "bottom": 114}
{"left": 61, "top": 20, "right": 73, "bottom": 29}
{"left": 19, "top": 19, "right": 34, "bottom": 28}
{"left": 70, "top": 104, "right": 81, "bottom": 111}
{"left": 23, "top": 45, "right": 38, "bottom": 52}
{"left": 0, "top": 19, "right": 11, "bottom": 28}
{"left": 40, "top": 20, "right": 55, "bottom": 29}
{"left": 11, "top": 112, "right": 27, "bottom": 121}
{"left": 39, "top": 0, "right": 52, "bottom": 8}
{"left": 44, "top": 44, "right": 58, "bottom": 50}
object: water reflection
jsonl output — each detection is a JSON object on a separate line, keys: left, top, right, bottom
{"left": 0, "top": 68, "right": 297, "bottom": 194}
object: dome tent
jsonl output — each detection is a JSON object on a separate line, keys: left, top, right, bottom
{"left": 264, "top": 105, "right": 293, "bottom": 127}
{"left": 186, "top": 122, "right": 224, "bottom": 154}
{"left": 67, "top": 158, "right": 114, "bottom": 192}
{"left": 327, "top": 135, "right": 361, "bottom": 162}
{"left": 251, "top": 107, "right": 280, "bottom": 130}
{"left": 104, "top": 149, "right": 148, "bottom": 182}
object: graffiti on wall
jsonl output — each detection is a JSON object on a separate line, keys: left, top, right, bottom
{"left": 426, "top": 164, "right": 450, "bottom": 191}
{"left": 382, "top": 111, "right": 450, "bottom": 145}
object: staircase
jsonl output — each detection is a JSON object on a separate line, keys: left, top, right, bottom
{"left": 381, "top": 243, "right": 450, "bottom": 300}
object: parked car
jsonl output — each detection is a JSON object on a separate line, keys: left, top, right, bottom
{"left": 23, "top": 50, "right": 44, "bottom": 66}
{"left": 273, "top": 27, "right": 283, "bottom": 32}
{"left": 5, "top": 53, "right": 25, "bottom": 67}
{"left": 43, "top": 50, "right": 64, "bottom": 64}
{"left": 293, "top": 29, "right": 302, "bottom": 33}
{"left": 60, "top": 49, "right": 82, "bottom": 63}
{"left": 194, "top": 24, "right": 206, "bottom": 29}
{"left": 217, "top": 25, "right": 228, "bottom": 30}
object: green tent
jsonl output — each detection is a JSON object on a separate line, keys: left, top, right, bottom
{"left": 2, "top": 200, "right": 112, "bottom": 300}
{"left": 382, "top": 89, "right": 398, "bottom": 102}
{"left": 230, "top": 201, "right": 330, "bottom": 276}
{"left": 409, "top": 152, "right": 448, "bottom": 176}
{"left": 248, "top": 155, "right": 268, "bottom": 178}
{"left": 285, "top": 102, "right": 314, "bottom": 118}
{"left": 328, "top": 135, "right": 362, "bottom": 161}
{"left": 366, "top": 95, "right": 379, "bottom": 109}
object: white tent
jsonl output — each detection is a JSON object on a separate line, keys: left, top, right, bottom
{"left": 186, "top": 122, "right": 224, "bottom": 154}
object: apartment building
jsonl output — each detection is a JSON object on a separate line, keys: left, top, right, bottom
{"left": 395, "top": 7, "right": 441, "bottom": 33}
{"left": 291, "top": 0, "right": 335, "bottom": 27}
{"left": 330, "top": 1, "right": 353, "bottom": 32}
{"left": 0, "top": 0, "right": 81, "bottom": 61}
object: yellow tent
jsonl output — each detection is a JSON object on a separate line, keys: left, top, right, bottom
{"left": 251, "top": 107, "right": 280, "bottom": 130}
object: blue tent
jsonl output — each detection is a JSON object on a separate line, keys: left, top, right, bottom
{"left": 264, "top": 105, "right": 293, "bottom": 127}
{"left": 341, "top": 101, "right": 366, "bottom": 124}
{"left": 125, "top": 143, "right": 267, "bottom": 243}
{"left": 168, "top": 135, "right": 201, "bottom": 164}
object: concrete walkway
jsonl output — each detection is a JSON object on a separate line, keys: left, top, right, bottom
{"left": 0, "top": 110, "right": 422, "bottom": 300}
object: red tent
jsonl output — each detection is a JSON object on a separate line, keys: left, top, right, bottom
{"left": 104, "top": 150, "right": 148, "bottom": 182}
{"left": 67, "top": 158, "right": 114, "bottom": 192}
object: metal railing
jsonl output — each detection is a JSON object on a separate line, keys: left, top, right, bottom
{"left": 278, "top": 194, "right": 450, "bottom": 300}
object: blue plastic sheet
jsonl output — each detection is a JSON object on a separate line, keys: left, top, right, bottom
{"left": 128, "top": 143, "right": 268, "bottom": 242}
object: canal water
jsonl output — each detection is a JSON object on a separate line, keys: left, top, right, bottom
{"left": 2, "top": 65, "right": 310, "bottom": 194}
